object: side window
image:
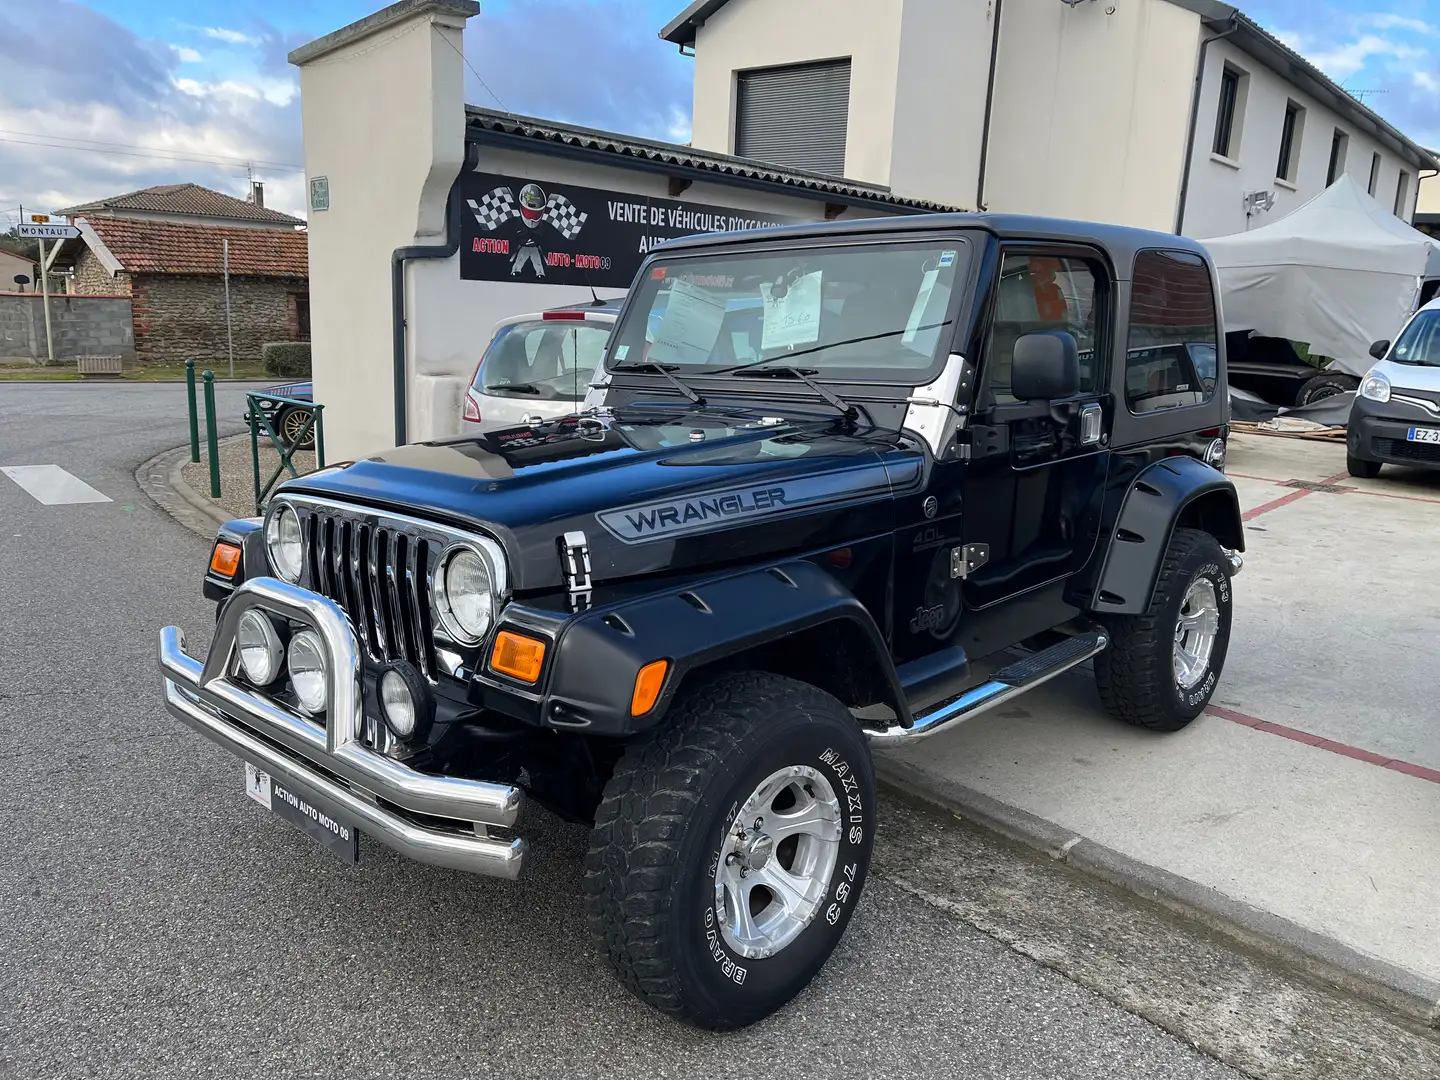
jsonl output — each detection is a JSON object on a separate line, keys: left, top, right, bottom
{"left": 985, "top": 253, "right": 1100, "bottom": 403}
{"left": 1126, "top": 250, "right": 1219, "bottom": 414}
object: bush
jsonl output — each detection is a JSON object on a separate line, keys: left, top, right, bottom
{"left": 263, "top": 341, "right": 311, "bottom": 378}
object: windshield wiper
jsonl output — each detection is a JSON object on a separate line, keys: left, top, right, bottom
{"left": 611, "top": 361, "right": 705, "bottom": 406}
{"left": 486, "top": 382, "right": 541, "bottom": 395}
{"left": 733, "top": 365, "right": 858, "bottom": 420}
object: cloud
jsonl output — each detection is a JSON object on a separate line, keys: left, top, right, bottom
{"left": 1415, "top": 70, "right": 1440, "bottom": 92}
{"left": 0, "top": 1, "right": 304, "bottom": 219}
{"left": 203, "top": 27, "right": 258, "bottom": 46}
{"left": 171, "top": 45, "right": 203, "bottom": 63}
{"left": 1308, "top": 34, "right": 1427, "bottom": 80}
{"left": 462, "top": 0, "right": 693, "bottom": 143}
{"left": 1365, "top": 13, "right": 1435, "bottom": 35}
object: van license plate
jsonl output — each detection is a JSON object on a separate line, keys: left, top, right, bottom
{"left": 1407, "top": 427, "right": 1440, "bottom": 443}
{"left": 243, "top": 763, "right": 359, "bottom": 863}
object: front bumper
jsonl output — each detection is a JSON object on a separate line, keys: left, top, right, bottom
{"left": 1348, "top": 396, "right": 1440, "bottom": 468}
{"left": 158, "top": 577, "right": 526, "bottom": 879}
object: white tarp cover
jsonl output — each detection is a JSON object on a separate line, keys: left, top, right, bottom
{"left": 1202, "top": 175, "right": 1440, "bottom": 376}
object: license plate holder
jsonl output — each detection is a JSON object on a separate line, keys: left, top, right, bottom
{"left": 244, "top": 763, "right": 359, "bottom": 864}
{"left": 1407, "top": 427, "right": 1440, "bottom": 444}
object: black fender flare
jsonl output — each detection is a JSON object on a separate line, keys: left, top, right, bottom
{"left": 203, "top": 518, "right": 265, "bottom": 603}
{"left": 542, "top": 559, "right": 905, "bottom": 735}
{"left": 1088, "top": 457, "right": 1244, "bottom": 616}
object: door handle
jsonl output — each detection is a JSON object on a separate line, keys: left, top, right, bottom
{"left": 1079, "top": 403, "right": 1103, "bottom": 445}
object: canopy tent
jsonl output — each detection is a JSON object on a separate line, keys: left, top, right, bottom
{"left": 1201, "top": 175, "right": 1440, "bottom": 376}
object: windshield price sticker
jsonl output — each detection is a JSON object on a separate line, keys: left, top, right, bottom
{"left": 903, "top": 270, "right": 951, "bottom": 354}
{"left": 760, "top": 271, "right": 822, "bottom": 350}
{"left": 651, "top": 279, "right": 727, "bottom": 364}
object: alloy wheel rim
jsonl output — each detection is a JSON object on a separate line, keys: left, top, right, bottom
{"left": 1173, "top": 577, "right": 1220, "bottom": 689}
{"left": 714, "top": 764, "right": 842, "bottom": 960}
{"left": 283, "top": 410, "right": 309, "bottom": 445}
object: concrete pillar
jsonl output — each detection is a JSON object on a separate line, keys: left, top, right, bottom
{"left": 289, "top": 0, "right": 477, "bottom": 461}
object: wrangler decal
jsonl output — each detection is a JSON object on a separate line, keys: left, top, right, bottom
{"left": 595, "top": 470, "right": 889, "bottom": 544}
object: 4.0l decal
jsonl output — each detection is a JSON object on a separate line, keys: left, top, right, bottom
{"left": 596, "top": 469, "right": 889, "bottom": 544}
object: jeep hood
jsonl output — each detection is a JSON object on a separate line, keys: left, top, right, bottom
{"left": 283, "top": 412, "right": 922, "bottom": 592}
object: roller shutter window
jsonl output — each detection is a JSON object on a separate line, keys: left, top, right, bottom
{"left": 735, "top": 59, "right": 851, "bottom": 176}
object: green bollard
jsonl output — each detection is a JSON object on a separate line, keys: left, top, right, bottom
{"left": 250, "top": 407, "right": 263, "bottom": 514}
{"left": 202, "top": 369, "right": 220, "bottom": 500}
{"left": 186, "top": 359, "right": 200, "bottom": 463}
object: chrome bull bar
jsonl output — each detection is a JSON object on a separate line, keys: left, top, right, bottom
{"left": 158, "top": 576, "right": 526, "bottom": 878}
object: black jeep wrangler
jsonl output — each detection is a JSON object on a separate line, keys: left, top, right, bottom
{"left": 159, "top": 214, "right": 1244, "bottom": 1030}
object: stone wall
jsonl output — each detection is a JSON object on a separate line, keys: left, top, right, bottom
{"left": 0, "top": 293, "right": 134, "bottom": 363}
{"left": 71, "top": 247, "right": 131, "bottom": 296}
{"left": 131, "top": 274, "right": 309, "bottom": 364}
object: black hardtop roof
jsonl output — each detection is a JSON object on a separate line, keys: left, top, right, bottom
{"left": 650, "top": 212, "right": 1211, "bottom": 271}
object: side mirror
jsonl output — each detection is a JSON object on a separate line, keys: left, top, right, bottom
{"left": 1012, "top": 330, "right": 1080, "bottom": 402}
{"left": 1369, "top": 340, "right": 1390, "bottom": 360}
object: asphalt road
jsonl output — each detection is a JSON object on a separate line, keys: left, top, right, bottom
{"left": 0, "top": 383, "right": 1425, "bottom": 1079}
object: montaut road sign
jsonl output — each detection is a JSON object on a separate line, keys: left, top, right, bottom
{"left": 18, "top": 223, "right": 80, "bottom": 239}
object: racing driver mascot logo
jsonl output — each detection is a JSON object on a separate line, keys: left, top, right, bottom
{"left": 467, "top": 181, "right": 588, "bottom": 279}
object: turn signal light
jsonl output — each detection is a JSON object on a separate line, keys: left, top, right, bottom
{"left": 210, "top": 542, "right": 242, "bottom": 578}
{"left": 631, "top": 659, "right": 669, "bottom": 716}
{"left": 490, "top": 631, "right": 547, "bottom": 683}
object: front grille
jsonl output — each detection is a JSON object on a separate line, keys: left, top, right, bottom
{"left": 298, "top": 504, "right": 441, "bottom": 677}
{"left": 1372, "top": 436, "right": 1440, "bottom": 463}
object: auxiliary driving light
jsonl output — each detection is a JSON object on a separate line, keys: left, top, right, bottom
{"left": 236, "top": 609, "right": 284, "bottom": 686}
{"left": 287, "top": 629, "right": 328, "bottom": 714}
{"left": 378, "top": 663, "right": 431, "bottom": 740}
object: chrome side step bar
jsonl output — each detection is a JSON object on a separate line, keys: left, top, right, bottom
{"left": 868, "top": 629, "right": 1109, "bottom": 745}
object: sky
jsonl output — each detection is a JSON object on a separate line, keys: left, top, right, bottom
{"left": 1, "top": 0, "right": 1437, "bottom": 226}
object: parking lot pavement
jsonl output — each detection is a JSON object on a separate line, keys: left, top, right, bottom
{"left": 884, "top": 432, "right": 1440, "bottom": 1019}
{"left": 1, "top": 384, "right": 1243, "bottom": 1079}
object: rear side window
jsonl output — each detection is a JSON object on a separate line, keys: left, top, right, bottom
{"left": 1126, "top": 250, "right": 1219, "bottom": 414}
{"left": 476, "top": 320, "right": 610, "bottom": 401}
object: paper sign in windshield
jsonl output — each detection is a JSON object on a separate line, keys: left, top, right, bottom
{"left": 903, "top": 268, "right": 951, "bottom": 355}
{"left": 651, "top": 279, "right": 727, "bottom": 363}
{"left": 761, "top": 271, "right": 822, "bottom": 351}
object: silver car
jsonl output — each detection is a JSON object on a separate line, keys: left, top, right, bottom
{"left": 462, "top": 302, "right": 620, "bottom": 433}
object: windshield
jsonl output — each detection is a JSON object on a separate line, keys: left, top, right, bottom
{"left": 606, "top": 239, "right": 970, "bottom": 381}
{"left": 476, "top": 320, "right": 610, "bottom": 400}
{"left": 1390, "top": 309, "right": 1440, "bottom": 367}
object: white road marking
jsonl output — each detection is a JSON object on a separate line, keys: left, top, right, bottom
{"left": 1, "top": 464, "right": 112, "bottom": 505}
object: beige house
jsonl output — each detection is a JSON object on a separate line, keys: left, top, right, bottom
{"left": 664, "top": 0, "right": 1437, "bottom": 238}
{"left": 0, "top": 248, "right": 38, "bottom": 290}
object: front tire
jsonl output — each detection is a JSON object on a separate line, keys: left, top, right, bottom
{"left": 584, "top": 672, "right": 876, "bottom": 1030}
{"left": 1347, "top": 453, "right": 1381, "bottom": 478}
{"left": 1095, "top": 527, "right": 1233, "bottom": 732}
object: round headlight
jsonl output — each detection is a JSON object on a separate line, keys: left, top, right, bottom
{"left": 236, "top": 609, "right": 284, "bottom": 686}
{"left": 379, "top": 669, "right": 417, "bottom": 737}
{"left": 437, "top": 548, "right": 494, "bottom": 643}
{"left": 1360, "top": 370, "right": 1391, "bottom": 403}
{"left": 1204, "top": 437, "right": 1227, "bottom": 472}
{"left": 287, "top": 629, "right": 328, "bottom": 714}
{"left": 265, "top": 504, "right": 303, "bottom": 583}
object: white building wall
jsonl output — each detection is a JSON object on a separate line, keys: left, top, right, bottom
{"left": 1183, "top": 38, "right": 1420, "bottom": 238}
{"left": 688, "top": 0, "right": 905, "bottom": 186}
{"left": 293, "top": 2, "right": 471, "bottom": 462}
{"left": 983, "top": 0, "right": 1201, "bottom": 231}
{"left": 886, "top": 0, "right": 992, "bottom": 210}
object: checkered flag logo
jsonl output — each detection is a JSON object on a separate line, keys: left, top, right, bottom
{"left": 468, "top": 187, "right": 519, "bottom": 230}
{"left": 541, "top": 193, "right": 587, "bottom": 240}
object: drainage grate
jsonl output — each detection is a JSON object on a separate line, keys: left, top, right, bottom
{"left": 1279, "top": 479, "right": 1351, "bottom": 493}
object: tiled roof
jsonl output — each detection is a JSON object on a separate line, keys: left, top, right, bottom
{"left": 465, "top": 107, "right": 961, "bottom": 213}
{"left": 83, "top": 217, "right": 308, "bottom": 278}
{"left": 57, "top": 183, "right": 304, "bottom": 226}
